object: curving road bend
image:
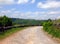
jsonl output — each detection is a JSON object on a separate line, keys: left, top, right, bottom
{"left": 0, "top": 26, "right": 58, "bottom": 44}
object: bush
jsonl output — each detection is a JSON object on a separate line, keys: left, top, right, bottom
{"left": 0, "top": 16, "right": 12, "bottom": 33}
{"left": 2, "top": 16, "right": 12, "bottom": 27}
{"left": 43, "top": 19, "right": 60, "bottom": 38}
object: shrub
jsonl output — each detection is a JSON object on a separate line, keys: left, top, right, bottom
{"left": 43, "top": 19, "right": 60, "bottom": 38}
{"left": 0, "top": 16, "right": 12, "bottom": 33}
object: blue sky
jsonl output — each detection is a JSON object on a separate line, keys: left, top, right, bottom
{"left": 0, "top": 0, "right": 60, "bottom": 20}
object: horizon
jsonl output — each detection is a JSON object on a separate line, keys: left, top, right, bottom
{"left": 1, "top": 15, "right": 60, "bottom": 20}
{"left": 0, "top": 0, "right": 60, "bottom": 20}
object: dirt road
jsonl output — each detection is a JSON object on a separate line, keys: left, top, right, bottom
{"left": 0, "top": 26, "right": 58, "bottom": 44}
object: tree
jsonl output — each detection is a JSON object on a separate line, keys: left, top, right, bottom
{"left": 47, "top": 19, "right": 52, "bottom": 22}
{"left": 2, "top": 16, "right": 12, "bottom": 27}
{"left": 0, "top": 17, "right": 3, "bottom": 27}
{"left": 0, "top": 16, "right": 12, "bottom": 33}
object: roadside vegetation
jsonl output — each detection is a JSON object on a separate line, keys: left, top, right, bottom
{"left": 0, "top": 16, "right": 43, "bottom": 39}
{"left": 0, "top": 16, "right": 12, "bottom": 33}
{"left": 0, "top": 27, "right": 25, "bottom": 39}
{"left": 43, "top": 19, "right": 60, "bottom": 38}
{"left": 0, "top": 16, "right": 25, "bottom": 39}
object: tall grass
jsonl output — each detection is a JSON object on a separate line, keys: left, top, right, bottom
{"left": 43, "top": 21, "right": 60, "bottom": 38}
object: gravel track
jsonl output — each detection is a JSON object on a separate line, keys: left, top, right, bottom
{"left": 0, "top": 26, "right": 58, "bottom": 44}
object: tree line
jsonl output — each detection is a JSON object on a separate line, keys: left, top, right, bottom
{"left": 0, "top": 16, "right": 12, "bottom": 32}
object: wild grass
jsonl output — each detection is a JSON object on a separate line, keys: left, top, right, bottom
{"left": 43, "top": 21, "right": 60, "bottom": 38}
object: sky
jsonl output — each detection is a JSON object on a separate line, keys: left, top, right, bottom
{"left": 0, "top": 0, "right": 60, "bottom": 20}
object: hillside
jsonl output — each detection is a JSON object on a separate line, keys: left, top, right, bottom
{"left": 11, "top": 18, "right": 45, "bottom": 26}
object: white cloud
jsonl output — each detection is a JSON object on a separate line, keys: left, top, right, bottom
{"left": 57, "top": 16, "right": 60, "bottom": 19}
{"left": 17, "top": 0, "right": 29, "bottom": 4}
{"left": 47, "top": 0, "right": 59, "bottom": 1}
{"left": 0, "top": 0, "right": 35, "bottom": 5}
{"left": 0, "top": 9, "right": 60, "bottom": 20}
{"left": 0, "top": 8, "right": 17, "bottom": 17}
{"left": 0, "top": 0, "right": 15, "bottom": 5}
{"left": 37, "top": 1, "right": 60, "bottom": 9}
{"left": 17, "top": 0, "right": 35, "bottom": 4}
{"left": 0, "top": 10, "right": 11, "bottom": 16}
{"left": 31, "top": 0, "right": 35, "bottom": 3}
{"left": 47, "top": 11, "right": 60, "bottom": 15}
{"left": 37, "top": 0, "right": 60, "bottom": 19}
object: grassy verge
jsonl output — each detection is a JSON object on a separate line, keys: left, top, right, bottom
{"left": 0, "top": 27, "right": 25, "bottom": 40}
{"left": 43, "top": 26, "right": 60, "bottom": 38}
{"left": 43, "top": 20, "right": 60, "bottom": 38}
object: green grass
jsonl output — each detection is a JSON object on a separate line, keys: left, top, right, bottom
{"left": 43, "top": 25, "right": 60, "bottom": 38}
{"left": 0, "top": 27, "right": 25, "bottom": 39}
